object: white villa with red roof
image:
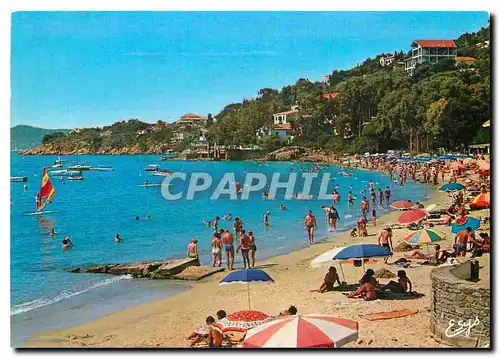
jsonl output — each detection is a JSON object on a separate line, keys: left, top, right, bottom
{"left": 404, "top": 40, "right": 458, "bottom": 75}
{"left": 271, "top": 108, "right": 298, "bottom": 140}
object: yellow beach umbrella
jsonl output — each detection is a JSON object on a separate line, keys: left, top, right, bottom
{"left": 471, "top": 192, "right": 490, "bottom": 209}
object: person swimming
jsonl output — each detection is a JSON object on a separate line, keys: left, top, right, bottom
{"left": 145, "top": 215, "right": 152, "bottom": 220}
{"left": 61, "top": 236, "right": 73, "bottom": 249}
{"left": 263, "top": 210, "right": 271, "bottom": 227}
{"left": 114, "top": 233, "right": 123, "bottom": 242}
{"left": 49, "top": 228, "right": 56, "bottom": 236}
{"left": 279, "top": 204, "right": 286, "bottom": 211}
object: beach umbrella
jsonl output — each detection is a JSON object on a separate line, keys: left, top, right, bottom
{"left": 482, "top": 119, "right": 491, "bottom": 127}
{"left": 470, "top": 192, "right": 490, "bottom": 209}
{"left": 390, "top": 200, "right": 413, "bottom": 210}
{"left": 310, "top": 246, "right": 347, "bottom": 268}
{"left": 220, "top": 269, "right": 274, "bottom": 309}
{"left": 217, "top": 310, "right": 277, "bottom": 333}
{"left": 397, "top": 209, "right": 427, "bottom": 224}
{"left": 451, "top": 216, "right": 481, "bottom": 234}
{"left": 439, "top": 183, "right": 465, "bottom": 192}
{"left": 332, "top": 244, "right": 392, "bottom": 260}
{"left": 404, "top": 228, "right": 445, "bottom": 245}
{"left": 425, "top": 204, "right": 437, "bottom": 212}
{"left": 243, "top": 314, "right": 358, "bottom": 348}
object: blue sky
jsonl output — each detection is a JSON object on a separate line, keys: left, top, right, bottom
{"left": 11, "top": 11, "right": 489, "bottom": 129}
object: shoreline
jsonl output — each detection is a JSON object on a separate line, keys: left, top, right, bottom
{"left": 25, "top": 181, "right": 457, "bottom": 348}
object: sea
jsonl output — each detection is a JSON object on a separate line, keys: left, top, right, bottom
{"left": 10, "top": 155, "right": 434, "bottom": 346}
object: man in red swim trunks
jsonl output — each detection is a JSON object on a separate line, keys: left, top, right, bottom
{"left": 304, "top": 210, "right": 317, "bottom": 246}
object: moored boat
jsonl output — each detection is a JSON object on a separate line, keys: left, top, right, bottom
{"left": 67, "top": 164, "right": 92, "bottom": 171}
{"left": 68, "top": 175, "right": 84, "bottom": 181}
{"left": 11, "top": 176, "right": 28, "bottom": 183}
{"left": 145, "top": 164, "right": 160, "bottom": 172}
{"left": 48, "top": 169, "right": 82, "bottom": 177}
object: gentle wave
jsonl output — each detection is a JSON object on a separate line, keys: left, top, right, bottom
{"left": 11, "top": 275, "right": 133, "bottom": 316}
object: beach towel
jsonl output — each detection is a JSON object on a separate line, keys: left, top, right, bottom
{"left": 360, "top": 309, "right": 419, "bottom": 321}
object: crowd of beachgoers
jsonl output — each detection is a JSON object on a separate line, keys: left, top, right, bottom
{"left": 183, "top": 153, "right": 491, "bottom": 348}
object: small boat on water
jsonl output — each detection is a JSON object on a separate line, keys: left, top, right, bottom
{"left": 145, "top": 164, "right": 160, "bottom": 172}
{"left": 67, "top": 164, "right": 92, "bottom": 171}
{"left": 48, "top": 169, "right": 82, "bottom": 177}
{"left": 89, "top": 166, "right": 115, "bottom": 171}
{"left": 152, "top": 169, "right": 172, "bottom": 176}
{"left": 68, "top": 175, "right": 84, "bottom": 181}
{"left": 11, "top": 176, "right": 28, "bottom": 183}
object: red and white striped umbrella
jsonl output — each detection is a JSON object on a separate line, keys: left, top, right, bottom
{"left": 217, "top": 310, "right": 277, "bottom": 333}
{"left": 390, "top": 200, "right": 413, "bottom": 210}
{"left": 243, "top": 314, "right": 358, "bottom": 348}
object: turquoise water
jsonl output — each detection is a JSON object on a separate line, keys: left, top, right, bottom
{"left": 10, "top": 155, "right": 433, "bottom": 345}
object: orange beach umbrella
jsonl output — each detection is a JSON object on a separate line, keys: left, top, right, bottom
{"left": 470, "top": 192, "right": 490, "bottom": 209}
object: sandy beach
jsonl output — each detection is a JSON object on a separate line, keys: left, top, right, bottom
{"left": 25, "top": 170, "right": 490, "bottom": 349}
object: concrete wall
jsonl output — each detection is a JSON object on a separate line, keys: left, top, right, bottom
{"left": 430, "top": 262, "right": 490, "bottom": 347}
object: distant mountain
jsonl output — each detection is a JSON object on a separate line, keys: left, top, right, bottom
{"left": 10, "top": 125, "right": 70, "bottom": 150}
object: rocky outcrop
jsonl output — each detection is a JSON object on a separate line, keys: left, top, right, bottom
{"left": 64, "top": 258, "right": 223, "bottom": 281}
{"left": 21, "top": 143, "right": 172, "bottom": 156}
{"left": 259, "top": 146, "right": 338, "bottom": 164}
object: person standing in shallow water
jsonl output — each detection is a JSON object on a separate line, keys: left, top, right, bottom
{"left": 222, "top": 229, "right": 235, "bottom": 271}
{"left": 236, "top": 229, "right": 251, "bottom": 269}
{"left": 304, "top": 210, "right": 317, "bottom": 246}
{"left": 248, "top": 230, "right": 257, "bottom": 268}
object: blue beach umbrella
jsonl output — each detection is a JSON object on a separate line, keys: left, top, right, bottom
{"left": 332, "top": 244, "right": 392, "bottom": 260}
{"left": 220, "top": 269, "right": 274, "bottom": 309}
{"left": 439, "top": 183, "right": 465, "bottom": 192}
{"left": 451, "top": 216, "right": 481, "bottom": 234}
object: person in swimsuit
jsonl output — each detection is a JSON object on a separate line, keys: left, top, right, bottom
{"left": 49, "top": 228, "right": 56, "bottom": 236}
{"left": 114, "top": 233, "right": 123, "bottom": 242}
{"left": 384, "top": 186, "right": 391, "bottom": 205}
{"left": 378, "top": 228, "right": 393, "bottom": 263}
{"left": 378, "top": 188, "right": 383, "bottom": 207}
{"left": 233, "top": 218, "right": 243, "bottom": 235}
{"left": 279, "top": 204, "right": 286, "bottom": 211}
{"left": 248, "top": 230, "right": 257, "bottom": 268}
{"left": 263, "top": 210, "right": 271, "bottom": 228}
{"left": 315, "top": 266, "right": 342, "bottom": 293}
{"left": 211, "top": 233, "right": 223, "bottom": 267}
{"left": 61, "top": 236, "right": 73, "bottom": 249}
{"left": 384, "top": 270, "right": 412, "bottom": 293}
{"left": 187, "top": 239, "right": 199, "bottom": 260}
{"left": 304, "top": 210, "right": 317, "bottom": 246}
{"left": 347, "top": 269, "right": 378, "bottom": 300}
{"left": 371, "top": 209, "right": 377, "bottom": 227}
{"left": 212, "top": 216, "right": 220, "bottom": 232}
{"left": 144, "top": 180, "right": 149, "bottom": 186}
{"left": 455, "top": 227, "right": 472, "bottom": 257}
{"left": 347, "top": 191, "right": 354, "bottom": 207}
{"left": 361, "top": 197, "right": 369, "bottom": 219}
{"left": 236, "top": 229, "right": 251, "bottom": 269}
{"left": 222, "top": 229, "right": 235, "bottom": 271}
{"left": 327, "top": 205, "right": 340, "bottom": 231}
{"left": 206, "top": 316, "right": 223, "bottom": 348}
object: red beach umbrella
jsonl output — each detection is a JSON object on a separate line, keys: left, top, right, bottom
{"left": 390, "top": 200, "right": 413, "bottom": 210}
{"left": 398, "top": 209, "right": 428, "bottom": 224}
{"left": 243, "top": 314, "right": 358, "bottom": 348}
{"left": 217, "top": 310, "right": 276, "bottom": 333}
{"left": 470, "top": 192, "right": 490, "bottom": 209}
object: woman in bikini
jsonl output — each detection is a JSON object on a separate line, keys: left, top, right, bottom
{"left": 248, "top": 230, "right": 257, "bottom": 268}
{"left": 187, "top": 239, "right": 199, "bottom": 260}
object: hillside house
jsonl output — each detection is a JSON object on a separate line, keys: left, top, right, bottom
{"left": 404, "top": 40, "right": 458, "bottom": 75}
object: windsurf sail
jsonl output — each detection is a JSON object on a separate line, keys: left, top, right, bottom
{"left": 36, "top": 168, "right": 55, "bottom": 212}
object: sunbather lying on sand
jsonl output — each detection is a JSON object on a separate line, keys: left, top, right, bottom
{"left": 404, "top": 244, "right": 453, "bottom": 264}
